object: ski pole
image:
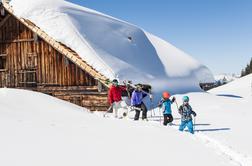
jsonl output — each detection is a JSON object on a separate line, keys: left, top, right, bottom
{"left": 149, "top": 100, "right": 153, "bottom": 118}
{"left": 193, "top": 117, "right": 196, "bottom": 132}
{"left": 159, "top": 107, "right": 162, "bottom": 124}
{"left": 175, "top": 100, "right": 179, "bottom": 110}
{"left": 103, "top": 105, "right": 113, "bottom": 117}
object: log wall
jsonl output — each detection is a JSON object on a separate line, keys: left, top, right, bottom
{"left": 0, "top": 12, "right": 109, "bottom": 111}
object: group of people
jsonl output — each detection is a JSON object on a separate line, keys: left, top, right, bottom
{"left": 108, "top": 79, "right": 197, "bottom": 134}
{"left": 158, "top": 92, "right": 197, "bottom": 134}
{"left": 108, "top": 79, "right": 148, "bottom": 120}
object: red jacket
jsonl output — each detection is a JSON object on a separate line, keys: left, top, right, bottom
{"left": 108, "top": 85, "right": 127, "bottom": 105}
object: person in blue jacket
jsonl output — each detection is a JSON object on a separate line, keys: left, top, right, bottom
{"left": 131, "top": 84, "right": 149, "bottom": 120}
{"left": 178, "top": 96, "right": 197, "bottom": 134}
{"left": 158, "top": 91, "right": 176, "bottom": 126}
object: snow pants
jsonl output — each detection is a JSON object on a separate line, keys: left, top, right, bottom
{"left": 163, "top": 114, "right": 173, "bottom": 126}
{"left": 134, "top": 102, "right": 147, "bottom": 120}
{"left": 112, "top": 100, "right": 128, "bottom": 118}
{"left": 179, "top": 120, "right": 194, "bottom": 134}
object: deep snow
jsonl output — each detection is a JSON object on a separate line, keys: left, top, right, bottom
{"left": 1, "top": 74, "right": 252, "bottom": 166}
{"left": 0, "top": 88, "right": 234, "bottom": 166}
{"left": 9, "top": 0, "right": 214, "bottom": 98}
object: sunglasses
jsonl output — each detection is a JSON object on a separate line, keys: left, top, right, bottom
{"left": 113, "top": 82, "right": 118, "bottom": 86}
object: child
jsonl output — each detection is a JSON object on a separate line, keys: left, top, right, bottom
{"left": 178, "top": 96, "right": 197, "bottom": 134}
{"left": 158, "top": 91, "right": 176, "bottom": 126}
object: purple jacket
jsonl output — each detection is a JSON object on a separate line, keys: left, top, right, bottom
{"left": 131, "top": 90, "right": 147, "bottom": 106}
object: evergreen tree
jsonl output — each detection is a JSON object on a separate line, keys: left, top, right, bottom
{"left": 241, "top": 69, "right": 245, "bottom": 77}
{"left": 245, "top": 64, "right": 250, "bottom": 75}
{"left": 250, "top": 58, "right": 252, "bottom": 73}
{"left": 241, "top": 57, "right": 252, "bottom": 77}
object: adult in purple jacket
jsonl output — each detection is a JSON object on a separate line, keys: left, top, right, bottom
{"left": 131, "top": 84, "right": 148, "bottom": 120}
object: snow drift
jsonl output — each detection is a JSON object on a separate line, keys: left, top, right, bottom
{"left": 1, "top": 75, "right": 252, "bottom": 165}
{"left": 9, "top": 0, "right": 214, "bottom": 97}
{"left": 0, "top": 88, "right": 235, "bottom": 166}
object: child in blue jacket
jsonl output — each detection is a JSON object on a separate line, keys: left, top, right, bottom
{"left": 178, "top": 96, "right": 197, "bottom": 134}
{"left": 158, "top": 91, "right": 176, "bottom": 126}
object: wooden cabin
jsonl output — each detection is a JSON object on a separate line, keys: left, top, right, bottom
{"left": 0, "top": 2, "right": 110, "bottom": 111}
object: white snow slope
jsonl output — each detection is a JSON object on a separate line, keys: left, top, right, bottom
{"left": 0, "top": 88, "right": 240, "bottom": 166}
{"left": 0, "top": 75, "right": 252, "bottom": 166}
{"left": 9, "top": 0, "right": 214, "bottom": 97}
{"left": 1, "top": 75, "right": 252, "bottom": 166}
{"left": 210, "top": 74, "right": 252, "bottom": 98}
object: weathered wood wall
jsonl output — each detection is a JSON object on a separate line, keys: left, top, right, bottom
{"left": 0, "top": 15, "right": 97, "bottom": 87}
{"left": 0, "top": 11, "right": 109, "bottom": 111}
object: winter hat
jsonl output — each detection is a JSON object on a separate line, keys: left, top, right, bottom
{"left": 162, "top": 91, "right": 170, "bottom": 99}
{"left": 136, "top": 84, "right": 142, "bottom": 89}
{"left": 182, "top": 96, "right": 189, "bottom": 102}
{"left": 112, "top": 79, "right": 119, "bottom": 85}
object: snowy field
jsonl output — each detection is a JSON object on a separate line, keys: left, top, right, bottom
{"left": 0, "top": 74, "right": 252, "bottom": 166}
{"left": 1, "top": 0, "right": 251, "bottom": 165}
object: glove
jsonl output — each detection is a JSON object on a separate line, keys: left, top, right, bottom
{"left": 193, "top": 111, "right": 197, "bottom": 117}
{"left": 172, "top": 97, "right": 176, "bottom": 102}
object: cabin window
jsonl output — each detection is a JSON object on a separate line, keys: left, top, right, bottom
{"left": 0, "top": 54, "right": 7, "bottom": 70}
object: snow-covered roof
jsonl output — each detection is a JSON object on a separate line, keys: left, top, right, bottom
{"left": 6, "top": 0, "right": 214, "bottom": 100}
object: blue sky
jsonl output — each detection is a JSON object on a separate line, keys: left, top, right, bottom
{"left": 67, "top": 0, "right": 252, "bottom": 75}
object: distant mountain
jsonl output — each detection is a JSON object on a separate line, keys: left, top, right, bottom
{"left": 214, "top": 74, "right": 240, "bottom": 84}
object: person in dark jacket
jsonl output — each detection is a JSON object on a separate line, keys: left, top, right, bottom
{"left": 131, "top": 84, "right": 149, "bottom": 120}
{"left": 178, "top": 96, "right": 197, "bottom": 134}
{"left": 108, "top": 79, "right": 128, "bottom": 118}
{"left": 158, "top": 91, "right": 176, "bottom": 126}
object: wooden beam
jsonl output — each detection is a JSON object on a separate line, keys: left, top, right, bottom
{"left": 18, "top": 71, "right": 36, "bottom": 74}
{"left": 19, "top": 82, "right": 37, "bottom": 84}
{"left": 0, "top": 39, "right": 35, "bottom": 43}
{"left": 0, "top": 14, "right": 10, "bottom": 28}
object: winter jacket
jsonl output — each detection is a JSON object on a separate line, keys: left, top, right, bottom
{"left": 131, "top": 90, "right": 147, "bottom": 106}
{"left": 159, "top": 98, "right": 173, "bottom": 115}
{"left": 178, "top": 104, "right": 196, "bottom": 121}
{"left": 108, "top": 85, "right": 127, "bottom": 105}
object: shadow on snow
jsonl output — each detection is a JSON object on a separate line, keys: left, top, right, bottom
{"left": 193, "top": 128, "right": 231, "bottom": 132}
{"left": 216, "top": 94, "right": 243, "bottom": 99}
